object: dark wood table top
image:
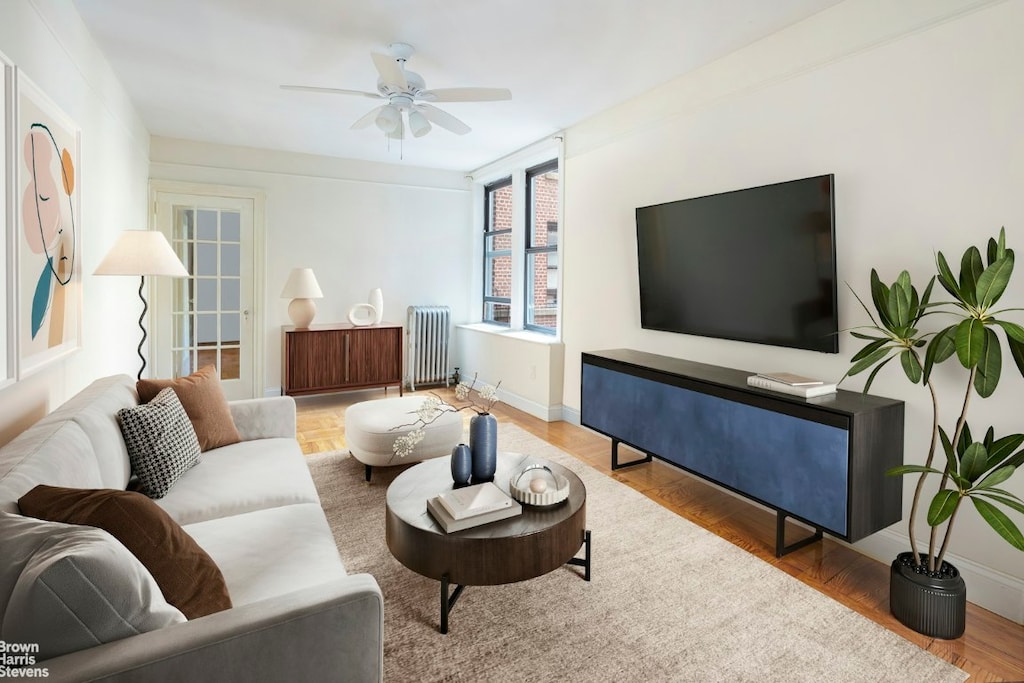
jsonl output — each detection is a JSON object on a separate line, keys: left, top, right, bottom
{"left": 385, "top": 452, "right": 587, "bottom": 585}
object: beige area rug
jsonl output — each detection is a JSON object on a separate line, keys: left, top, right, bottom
{"left": 307, "top": 425, "right": 967, "bottom": 683}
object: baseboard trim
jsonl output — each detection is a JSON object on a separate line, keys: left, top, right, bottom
{"left": 496, "top": 389, "right": 562, "bottom": 422}
{"left": 264, "top": 386, "right": 282, "bottom": 398}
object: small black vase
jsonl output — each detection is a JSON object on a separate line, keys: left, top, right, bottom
{"left": 450, "top": 444, "right": 472, "bottom": 487}
{"left": 469, "top": 413, "right": 497, "bottom": 483}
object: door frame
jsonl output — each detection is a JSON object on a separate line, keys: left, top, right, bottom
{"left": 149, "top": 179, "right": 267, "bottom": 398}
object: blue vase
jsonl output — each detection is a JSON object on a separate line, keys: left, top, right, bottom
{"left": 450, "top": 444, "right": 472, "bottom": 487}
{"left": 470, "top": 413, "right": 498, "bottom": 483}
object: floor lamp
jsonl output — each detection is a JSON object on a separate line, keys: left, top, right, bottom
{"left": 95, "top": 231, "right": 189, "bottom": 380}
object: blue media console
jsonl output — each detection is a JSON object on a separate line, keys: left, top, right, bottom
{"left": 581, "top": 350, "right": 904, "bottom": 555}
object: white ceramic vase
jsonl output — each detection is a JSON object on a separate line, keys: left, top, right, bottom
{"left": 368, "top": 288, "right": 384, "bottom": 324}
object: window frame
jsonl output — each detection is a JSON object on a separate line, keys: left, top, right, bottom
{"left": 482, "top": 176, "right": 513, "bottom": 326}
{"left": 524, "top": 160, "right": 559, "bottom": 334}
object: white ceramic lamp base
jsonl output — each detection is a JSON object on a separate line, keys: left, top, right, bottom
{"left": 288, "top": 298, "right": 317, "bottom": 328}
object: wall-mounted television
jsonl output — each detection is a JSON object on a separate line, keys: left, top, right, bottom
{"left": 636, "top": 174, "right": 838, "bottom": 354}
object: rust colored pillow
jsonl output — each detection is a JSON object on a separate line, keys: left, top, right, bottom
{"left": 137, "top": 365, "right": 241, "bottom": 451}
{"left": 18, "top": 485, "right": 232, "bottom": 619}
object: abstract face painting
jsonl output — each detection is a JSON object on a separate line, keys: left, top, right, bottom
{"left": 17, "top": 75, "right": 81, "bottom": 376}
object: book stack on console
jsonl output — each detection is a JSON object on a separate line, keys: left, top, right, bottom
{"left": 746, "top": 372, "right": 837, "bottom": 398}
{"left": 426, "top": 481, "right": 523, "bottom": 533}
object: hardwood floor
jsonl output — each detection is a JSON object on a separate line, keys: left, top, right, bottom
{"left": 295, "top": 388, "right": 1024, "bottom": 682}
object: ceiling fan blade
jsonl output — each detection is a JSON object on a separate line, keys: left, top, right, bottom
{"left": 419, "top": 87, "right": 511, "bottom": 103}
{"left": 351, "top": 105, "right": 386, "bottom": 130}
{"left": 417, "top": 104, "right": 471, "bottom": 135}
{"left": 280, "top": 85, "right": 382, "bottom": 99}
{"left": 371, "top": 52, "right": 408, "bottom": 90}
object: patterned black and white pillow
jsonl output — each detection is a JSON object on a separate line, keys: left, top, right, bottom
{"left": 117, "top": 388, "right": 201, "bottom": 498}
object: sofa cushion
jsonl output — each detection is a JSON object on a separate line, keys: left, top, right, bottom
{"left": 0, "top": 420, "right": 102, "bottom": 514}
{"left": 117, "top": 387, "right": 202, "bottom": 498}
{"left": 137, "top": 365, "right": 241, "bottom": 452}
{"left": 18, "top": 485, "right": 231, "bottom": 619}
{"left": 0, "top": 512, "right": 185, "bottom": 660}
{"left": 154, "top": 437, "right": 320, "bottom": 526}
{"left": 184, "top": 503, "right": 347, "bottom": 607}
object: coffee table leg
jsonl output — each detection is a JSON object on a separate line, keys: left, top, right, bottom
{"left": 440, "top": 574, "right": 466, "bottom": 634}
{"left": 566, "top": 529, "right": 592, "bottom": 581}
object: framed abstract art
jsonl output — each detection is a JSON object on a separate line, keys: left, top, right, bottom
{"left": 1, "top": 55, "right": 14, "bottom": 391}
{"left": 15, "top": 70, "right": 82, "bottom": 378}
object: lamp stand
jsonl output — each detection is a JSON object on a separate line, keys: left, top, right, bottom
{"left": 136, "top": 275, "right": 148, "bottom": 381}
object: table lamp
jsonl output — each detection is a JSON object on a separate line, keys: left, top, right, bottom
{"left": 280, "top": 268, "right": 323, "bottom": 328}
{"left": 94, "top": 230, "right": 189, "bottom": 380}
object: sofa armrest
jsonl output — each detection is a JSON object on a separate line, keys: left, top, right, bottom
{"left": 39, "top": 574, "right": 383, "bottom": 683}
{"left": 228, "top": 396, "right": 297, "bottom": 440}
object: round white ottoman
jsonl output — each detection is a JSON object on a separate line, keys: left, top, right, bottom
{"left": 345, "top": 396, "right": 463, "bottom": 481}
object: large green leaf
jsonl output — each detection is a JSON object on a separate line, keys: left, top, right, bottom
{"left": 986, "top": 227, "right": 1008, "bottom": 265}
{"left": 955, "top": 318, "right": 986, "bottom": 368}
{"left": 974, "top": 465, "right": 1015, "bottom": 491}
{"left": 1007, "top": 336, "right": 1024, "bottom": 379}
{"left": 928, "top": 489, "right": 961, "bottom": 526}
{"left": 924, "top": 325, "right": 957, "bottom": 381}
{"left": 985, "top": 434, "right": 1024, "bottom": 470}
{"left": 959, "top": 246, "right": 984, "bottom": 306}
{"left": 870, "top": 270, "right": 893, "bottom": 329}
{"left": 960, "top": 442, "right": 989, "bottom": 482}
{"left": 975, "top": 491, "right": 1024, "bottom": 516}
{"left": 850, "top": 330, "right": 886, "bottom": 341}
{"left": 888, "top": 282, "right": 912, "bottom": 330}
{"left": 976, "top": 253, "right": 1014, "bottom": 308}
{"left": 972, "top": 497, "right": 1024, "bottom": 550}
{"left": 900, "top": 349, "right": 922, "bottom": 383}
{"left": 851, "top": 338, "right": 890, "bottom": 363}
{"left": 886, "top": 464, "right": 944, "bottom": 477}
{"left": 974, "top": 327, "right": 1002, "bottom": 397}
{"left": 935, "top": 251, "right": 962, "bottom": 300}
{"left": 846, "top": 347, "right": 892, "bottom": 377}
{"left": 939, "top": 427, "right": 958, "bottom": 475}
{"left": 993, "top": 320, "right": 1024, "bottom": 344}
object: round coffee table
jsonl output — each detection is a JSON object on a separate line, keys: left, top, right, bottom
{"left": 385, "top": 452, "right": 591, "bottom": 633}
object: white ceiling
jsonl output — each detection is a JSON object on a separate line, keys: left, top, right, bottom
{"left": 72, "top": 0, "right": 844, "bottom": 172}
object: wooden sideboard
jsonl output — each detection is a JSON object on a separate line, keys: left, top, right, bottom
{"left": 282, "top": 323, "right": 403, "bottom": 397}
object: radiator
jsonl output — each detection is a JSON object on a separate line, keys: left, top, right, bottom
{"left": 406, "top": 305, "right": 451, "bottom": 391}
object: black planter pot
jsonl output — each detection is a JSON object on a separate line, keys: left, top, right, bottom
{"left": 889, "top": 551, "right": 966, "bottom": 639}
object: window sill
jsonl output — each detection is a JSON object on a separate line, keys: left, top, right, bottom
{"left": 457, "top": 323, "right": 561, "bottom": 344}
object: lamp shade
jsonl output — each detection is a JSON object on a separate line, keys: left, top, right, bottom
{"left": 408, "top": 110, "right": 431, "bottom": 138}
{"left": 94, "top": 231, "right": 189, "bottom": 277}
{"left": 280, "top": 268, "right": 323, "bottom": 299}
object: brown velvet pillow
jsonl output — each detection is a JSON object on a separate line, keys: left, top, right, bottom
{"left": 18, "top": 485, "right": 232, "bottom": 619}
{"left": 137, "top": 365, "right": 241, "bottom": 452}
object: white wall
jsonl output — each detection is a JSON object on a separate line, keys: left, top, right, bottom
{"left": 559, "top": 0, "right": 1024, "bottom": 621}
{"left": 148, "top": 138, "right": 474, "bottom": 394}
{"left": 0, "top": 0, "right": 151, "bottom": 446}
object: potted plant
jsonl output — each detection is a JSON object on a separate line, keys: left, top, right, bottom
{"left": 843, "top": 227, "right": 1024, "bottom": 639}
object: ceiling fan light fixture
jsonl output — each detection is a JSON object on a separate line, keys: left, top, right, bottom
{"left": 375, "top": 104, "right": 401, "bottom": 133}
{"left": 408, "top": 110, "right": 431, "bottom": 137}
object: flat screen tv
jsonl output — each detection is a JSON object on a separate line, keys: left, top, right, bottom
{"left": 636, "top": 174, "right": 838, "bottom": 353}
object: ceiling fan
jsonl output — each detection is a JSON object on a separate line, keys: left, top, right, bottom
{"left": 280, "top": 42, "right": 511, "bottom": 139}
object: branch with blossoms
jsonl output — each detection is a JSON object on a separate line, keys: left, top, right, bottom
{"left": 390, "top": 374, "right": 501, "bottom": 460}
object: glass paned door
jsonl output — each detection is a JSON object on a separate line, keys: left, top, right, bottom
{"left": 154, "top": 192, "right": 255, "bottom": 399}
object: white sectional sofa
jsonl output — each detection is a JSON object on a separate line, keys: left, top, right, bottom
{"left": 0, "top": 375, "right": 383, "bottom": 682}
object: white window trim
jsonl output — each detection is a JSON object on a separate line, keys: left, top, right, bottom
{"left": 470, "top": 136, "right": 564, "bottom": 339}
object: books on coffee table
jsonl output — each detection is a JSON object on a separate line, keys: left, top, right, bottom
{"left": 437, "top": 481, "right": 516, "bottom": 520}
{"left": 427, "top": 495, "right": 522, "bottom": 533}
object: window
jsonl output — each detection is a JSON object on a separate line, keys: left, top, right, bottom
{"left": 525, "top": 161, "right": 559, "bottom": 333}
{"left": 483, "top": 177, "right": 513, "bottom": 325}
